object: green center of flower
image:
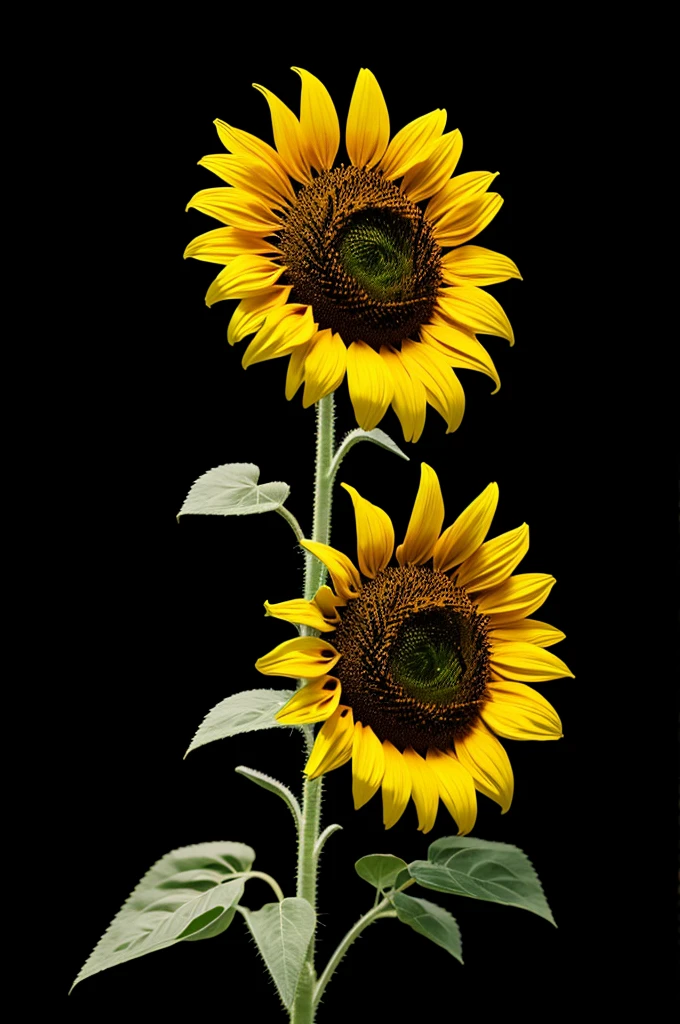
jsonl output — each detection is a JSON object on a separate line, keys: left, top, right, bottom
{"left": 388, "top": 610, "right": 465, "bottom": 703}
{"left": 337, "top": 213, "right": 414, "bottom": 304}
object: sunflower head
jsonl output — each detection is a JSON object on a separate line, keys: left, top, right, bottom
{"left": 185, "top": 69, "right": 520, "bottom": 440}
{"left": 257, "top": 465, "right": 572, "bottom": 835}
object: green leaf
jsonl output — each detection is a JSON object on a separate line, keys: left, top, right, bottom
{"left": 407, "top": 836, "right": 555, "bottom": 925}
{"left": 240, "top": 898, "right": 316, "bottom": 1010}
{"left": 71, "top": 842, "right": 255, "bottom": 989}
{"left": 235, "top": 765, "right": 302, "bottom": 827}
{"left": 177, "top": 463, "right": 290, "bottom": 521}
{"left": 185, "top": 689, "right": 294, "bottom": 756}
{"left": 392, "top": 893, "right": 463, "bottom": 963}
{"left": 331, "top": 428, "right": 409, "bottom": 480}
{"left": 355, "top": 854, "right": 408, "bottom": 892}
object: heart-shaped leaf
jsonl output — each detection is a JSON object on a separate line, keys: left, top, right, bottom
{"left": 177, "top": 463, "right": 290, "bottom": 521}
{"left": 355, "top": 854, "right": 408, "bottom": 891}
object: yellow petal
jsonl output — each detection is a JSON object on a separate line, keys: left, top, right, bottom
{"left": 301, "top": 540, "right": 362, "bottom": 602}
{"left": 340, "top": 483, "right": 395, "bottom": 578}
{"left": 346, "top": 341, "right": 395, "bottom": 431}
{"left": 490, "top": 619, "right": 565, "bottom": 648}
{"left": 285, "top": 340, "right": 313, "bottom": 400}
{"left": 252, "top": 83, "right": 311, "bottom": 184}
{"left": 436, "top": 286, "right": 514, "bottom": 346}
{"left": 275, "top": 677, "right": 341, "bottom": 725}
{"left": 382, "top": 741, "right": 412, "bottom": 829}
{"left": 400, "top": 340, "right": 465, "bottom": 434}
{"left": 213, "top": 120, "right": 295, "bottom": 202}
{"left": 313, "top": 585, "right": 344, "bottom": 621}
{"left": 403, "top": 747, "right": 439, "bottom": 833}
{"left": 184, "top": 227, "right": 279, "bottom": 265}
{"left": 264, "top": 597, "right": 335, "bottom": 633}
{"left": 427, "top": 170, "right": 499, "bottom": 222}
{"left": 197, "top": 154, "right": 291, "bottom": 209}
{"left": 441, "top": 245, "right": 522, "bottom": 287}
{"left": 292, "top": 67, "right": 340, "bottom": 172}
{"left": 489, "top": 641, "right": 574, "bottom": 683}
{"left": 346, "top": 68, "right": 390, "bottom": 169}
{"left": 401, "top": 129, "right": 463, "bottom": 202}
{"left": 379, "top": 109, "right": 447, "bottom": 180}
{"left": 186, "top": 187, "right": 282, "bottom": 233}
{"left": 380, "top": 346, "right": 427, "bottom": 443}
{"left": 426, "top": 749, "right": 477, "bottom": 836}
{"left": 227, "top": 287, "right": 292, "bottom": 346}
{"left": 455, "top": 523, "right": 529, "bottom": 593}
{"left": 455, "top": 722, "right": 514, "bottom": 813}
{"left": 302, "top": 330, "right": 347, "bottom": 408}
{"left": 433, "top": 483, "right": 499, "bottom": 573}
{"left": 482, "top": 682, "right": 562, "bottom": 740}
{"left": 422, "top": 320, "right": 500, "bottom": 393}
{"left": 476, "top": 574, "right": 557, "bottom": 624}
{"left": 205, "top": 255, "right": 285, "bottom": 307}
{"left": 305, "top": 706, "right": 355, "bottom": 779}
{"left": 396, "top": 463, "right": 444, "bottom": 566}
{"left": 255, "top": 636, "right": 340, "bottom": 679}
{"left": 352, "top": 723, "right": 386, "bottom": 809}
{"left": 242, "top": 305, "right": 316, "bottom": 368}
{"left": 431, "top": 193, "right": 504, "bottom": 248}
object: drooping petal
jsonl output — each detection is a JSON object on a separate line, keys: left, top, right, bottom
{"left": 346, "top": 68, "right": 390, "bottom": 169}
{"left": 426, "top": 749, "right": 477, "bottom": 836}
{"left": 382, "top": 741, "right": 412, "bottom": 829}
{"left": 302, "top": 330, "right": 347, "bottom": 407}
{"left": 436, "top": 286, "right": 514, "bottom": 346}
{"left": 292, "top": 67, "right": 340, "bottom": 172}
{"left": 380, "top": 346, "right": 427, "bottom": 443}
{"left": 400, "top": 340, "right": 466, "bottom": 434}
{"left": 264, "top": 597, "right": 336, "bottom": 633}
{"left": 275, "top": 677, "right": 342, "bottom": 725}
{"left": 403, "top": 747, "right": 439, "bottom": 833}
{"left": 186, "top": 187, "right": 283, "bottom": 233}
{"left": 455, "top": 523, "right": 529, "bottom": 593}
{"left": 305, "top": 706, "right": 355, "bottom": 779}
{"left": 431, "top": 192, "right": 504, "bottom": 248}
{"left": 490, "top": 619, "right": 566, "bottom": 648}
{"left": 476, "top": 574, "right": 557, "bottom": 624}
{"left": 489, "top": 641, "right": 574, "bottom": 683}
{"left": 346, "top": 341, "right": 395, "bottom": 431}
{"left": 454, "top": 722, "right": 514, "bottom": 813}
{"left": 197, "top": 154, "right": 292, "bottom": 209}
{"left": 228, "top": 287, "right": 292, "bottom": 346}
{"left": 441, "top": 245, "right": 522, "bottom": 286}
{"left": 352, "top": 723, "right": 386, "bottom": 809}
{"left": 301, "top": 540, "right": 362, "bottom": 602}
{"left": 378, "top": 109, "right": 447, "bottom": 180}
{"left": 313, "top": 585, "right": 344, "bottom": 622}
{"left": 255, "top": 636, "right": 340, "bottom": 679}
{"left": 421, "top": 321, "right": 501, "bottom": 393}
{"left": 482, "top": 682, "right": 563, "bottom": 740}
{"left": 433, "top": 482, "right": 499, "bottom": 572}
{"left": 184, "top": 227, "right": 279, "bottom": 264}
{"left": 213, "top": 120, "right": 296, "bottom": 202}
{"left": 285, "top": 340, "right": 313, "bottom": 399}
{"left": 396, "top": 463, "right": 445, "bottom": 566}
{"left": 205, "top": 255, "right": 286, "bottom": 307}
{"left": 242, "top": 304, "right": 316, "bottom": 367}
{"left": 401, "top": 129, "right": 463, "bottom": 203}
{"left": 340, "top": 483, "right": 394, "bottom": 578}
{"left": 252, "top": 83, "right": 312, "bottom": 184}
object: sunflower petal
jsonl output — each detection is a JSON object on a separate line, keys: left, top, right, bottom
{"left": 490, "top": 641, "right": 574, "bottom": 683}
{"left": 228, "top": 287, "right": 292, "bottom": 346}
{"left": 396, "top": 463, "right": 444, "bottom": 566}
{"left": 346, "top": 341, "right": 395, "bottom": 431}
{"left": 455, "top": 523, "right": 529, "bottom": 592}
{"left": 213, "top": 120, "right": 295, "bottom": 202}
{"left": 275, "top": 677, "right": 342, "bottom": 725}
{"left": 482, "top": 682, "right": 563, "bottom": 740}
{"left": 431, "top": 192, "right": 504, "bottom": 248}
{"left": 490, "top": 619, "right": 566, "bottom": 648}
{"left": 422, "top": 321, "right": 501, "bottom": 393}
{"left": 426, "top": 170, "right": 500, "bottom": 222}
{"left": 184, "top": 227, "right": 279, "bottom": 264}
{"left": 380, "top": 346, "right": 427, "bottom": 443}
{"left": 441, "top": 245, "right": 522, "bottom": 286}
{"left": 205, "top": 255, "right": 286, "bottom": 307}
{"left": 436, "top": 286, "right": 514, "bottom": 346}
{"left": 379, "top": 109, "right": 447, "bottom": 180}
{"left": 197, "top": 154, "right": 291, "bottom": 209}
{"left": 426, "top": 749, "right": 477, "bottom": 836}
{"left": 252, "top": 83, "right": 311, "bottom": 184}
{"left": 292, "top": 67, "right": 340, "bottom": 172}
{"left": 352, "top": 723, "right": 386, "bottom": 809}
{"left": 242, "top": 304, "right": 316, "bottom": 367}
{"left": 255, "top": 636, "right": 340, "bottom": 679}
{"left": 401, "top": 129, "right": 463, "bottom": 203}
{"left": 382, "top": 741, "right": 413, "bottom": 829}
{"left": 476, "top": 574, "right": 557, "bottom": 624}
{"left": 302, "top": 330, "right": 347, "bottom": 407}
{"left": 285, "top": 340, "right": 313, "bottom": 399}
{"left": 454, "top": 722, "right": 514, "bottom": 813}
{"left": 186, "top": 187, "right": 282, "bottom": 233}
{"left": 401, "top": 340, "right": 465, "bottom": 434}
{"left": 403, "top": 747, "right": 439, "bottom": 833}
{"left": 301, "top": 540, "right": 362, "bottom": 602}
{"left": 433, "top": 482, "right": 499, "bottom": 573}
{"left": 305, "top": 706, "right": 355, "bottom": 779}
{"left": 313, "top": 585, "right": 344, "bottom": 622}
{"left": 264, "top": 597, "right": 336, "bottom": 633}
{"left": 340, "top": 483, "right": 395, "bottom": 578}
{"left": 346, "top": 69, "right": 390, "bottom": 169}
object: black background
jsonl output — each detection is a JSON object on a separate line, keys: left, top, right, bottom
{"left": 61, "top": 25, "right": 676, "bottom": 1020}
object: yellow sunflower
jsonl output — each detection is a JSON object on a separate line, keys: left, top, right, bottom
{"left": 185, "top": 68, "right": 520, "bottom": 440}
{"left": 256, "top": 465, "right": 572, "bottom": 834}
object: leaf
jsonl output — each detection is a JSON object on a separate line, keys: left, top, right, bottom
{"left": 392, "top": 893, "right": 463, "bottom": 963}
{"left": 185, "top": 689, "right": 294, "bottom": 756}
{"left": 355, "top": 854, "right": 408, "bottom": 892}
{"left": 72, "top": 842, "right": 255, "bottom": 989}
{"left": 332, "top": 428, "right": 409, "bottom": 476}
{"left": 240, "top": 898, "right": 316, "bottom": 1010}
{"left": 235, "top": 766, "right": 302, "bottom": 826}
{"left": 407, "top": 835, "right": 555, "bottom": 925}
{"left": 177, "top": 463, "right": 290, "bottom": 521}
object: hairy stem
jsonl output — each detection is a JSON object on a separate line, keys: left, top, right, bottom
{"left": 313, "top": 898, "right": 394, "bottom": 1009}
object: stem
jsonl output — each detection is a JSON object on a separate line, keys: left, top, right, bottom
{"left": 313, "top": 897, "right": 394, "bottom": 1009}
{"left": 241, "top": 871, "right": 285, "bottom": 903}
{"left": 276, "top": 505, "right": 305, "bottom": 543}
{"left": 304, "top": 392, "right": 335, "bottom": 600}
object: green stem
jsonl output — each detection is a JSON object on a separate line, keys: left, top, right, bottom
{"left": 313, "top": 897, "right": 394, "bottom": 1009}
{"left": 304, "top": 392, "right": 335, "bottom": 600}
{"left": 232, "top": 870, "right": 285, "bottom": 903}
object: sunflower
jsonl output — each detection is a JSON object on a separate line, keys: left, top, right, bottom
{"left": 256, "top": 465, "right": 572, "bottom": 834}
{"left": 185, "top": 68, "right": 520, "bottom": 440}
